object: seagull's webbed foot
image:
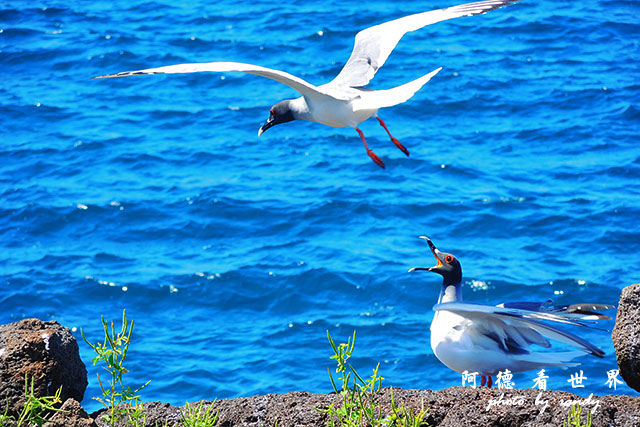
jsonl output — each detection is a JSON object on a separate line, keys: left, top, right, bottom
{"left": 391, "top": 137, "right": 410, "bottom": 157}
{"left": 356, "top": 128, "right": 385, "bottom": 169}
{"left": 367, "top": 150, "right": 385, "bottom": 169}
{"left": 376, "top": 116, "right": 409, "bottom": 157}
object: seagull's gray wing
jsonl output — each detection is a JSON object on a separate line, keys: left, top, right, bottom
{"left": 93, "top": 61, "right": 339, "bottom": 101}
{"left": 435, "top": 301, "right": 612, "bottom": 327}
{"left": 330, "top": 0, "right": 519, "bottom": 88}
{"left": 434, "top": 302, "right": 607, "bottom": 357}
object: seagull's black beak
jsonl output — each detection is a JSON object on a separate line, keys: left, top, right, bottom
{"left": 258, "top": 118, "right": 275, "bottom": 137}
{"left": 408, "top": 236, "right": 442, "bottom": 273}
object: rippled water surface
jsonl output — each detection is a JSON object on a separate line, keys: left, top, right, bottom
{"left": 1, "top": 0, "right": 639, "bottom": 411}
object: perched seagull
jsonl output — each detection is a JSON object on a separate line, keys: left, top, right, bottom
{"left": 94, "top": 0, "right": 519, "bottom": 169}
{"left": 409, "top": 237, "right": 614, "bottom": 388}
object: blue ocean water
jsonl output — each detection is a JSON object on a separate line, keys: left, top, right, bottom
{"left": 1, "top": 0, "right": 639, "bottom": 412}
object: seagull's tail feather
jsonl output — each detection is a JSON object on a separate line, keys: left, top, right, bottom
{"left": 499, "top": 300, "right": 614, "bottom": 321}
{"left": 513, "top": 351, "right": 585, "bottom": 370}
{"left": 352, "top": 67, "right": 442, "bottom": 111}
{"left": 548, "top": 303, "right": 615, "bottom": 321}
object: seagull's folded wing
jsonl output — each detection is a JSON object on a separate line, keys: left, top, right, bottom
{"left": 434, "top": 302, "right": 606, "bottom": 358}
{"left": 330, "top": 0, "right": 519, "bottom": 87}
{"left": 93, "top": 61, "right": 332, "bottom": 100}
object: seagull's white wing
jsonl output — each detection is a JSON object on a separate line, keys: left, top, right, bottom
{"left": 330, "top": 0, "right": 519, "bottom": 87}
{"left": 434, "top": 302, "right": 607, "bottom": 358}
{"left": 93, "top": 61, "right": 333, "bottom": 101}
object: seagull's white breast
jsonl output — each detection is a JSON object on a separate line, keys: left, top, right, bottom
{"left": 300, "top": 87, "right": 378, "bottom": 129}
{"left": 430, "top": 310, "right": 503, "bottom": 375}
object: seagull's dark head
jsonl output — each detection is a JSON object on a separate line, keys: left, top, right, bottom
{"left": 409, "top": 236, "right": 462, "bottom": 285}
{"left": 258, "top": 100, "right": 296, "bottom": 136}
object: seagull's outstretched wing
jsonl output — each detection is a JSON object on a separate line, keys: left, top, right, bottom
{"left": 330, "top": 0, "right": 519, "bottom": 88}
{"left": 434, "top": 301, "right": 609, "bottom": 358}
{"left": 93, "top": 61, "right": 332, "bottom": 101}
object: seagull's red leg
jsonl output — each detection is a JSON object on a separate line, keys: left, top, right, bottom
{"left": 487, "top": 376, "right": 493, "bottom": 388}
{"left": 356, "top": 128, "right": 385, "bottom": 169}
{"left": 376, "top": 116, "right": 409, "bottom": 157}
{"left": 481, "top": 376, "right": 487, "bottom": 387}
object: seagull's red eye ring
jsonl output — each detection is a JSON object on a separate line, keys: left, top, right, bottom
{"left": 445, "top": 255, "right": 454, "bottom": 264}
{"left": 270, "top": 109, "right": 275, "bottom": 116}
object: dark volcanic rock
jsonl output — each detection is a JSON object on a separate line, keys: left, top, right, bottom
{"left": 612, "top": 283, "right": 640, "bottom": 392}
{"left": 92, "top": 402, "right": 184, "bottom": 427}
{"left": 43, "top": 398, "right": 96, "bottom": 427}
{"left": 400, "top": 387, "right": 640, "bottom": 427}
{"left": 137, "top": 401, "right": 183, "bottom": 426}
{"left": 91, "top": 388, "right": 640, "bottom": 427}
{"left": 92, "top": 392, "right": 342, "bottom": 427}
{"left": 212, "top": 391, "right": 341, "bottom": 427}
{"left": 0, "top": 318, "right": 88, "bottom": 417}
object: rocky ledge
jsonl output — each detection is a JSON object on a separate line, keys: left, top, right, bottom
{"left": 86, "top": 387, "right": 640, "bottom": 427}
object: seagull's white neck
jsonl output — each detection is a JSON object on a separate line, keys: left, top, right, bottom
{"left": 438, "top": 281, "right": 462, "bottom": 304}
{"left": 289, "top": 97, "right": 312, "bottom": 121}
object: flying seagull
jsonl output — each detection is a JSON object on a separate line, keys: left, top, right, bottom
{"left": 95, "top": 0, "right": 519, "bottom": 168}
{"left": 409, "top": 236, "right": 614, "bottom": 387}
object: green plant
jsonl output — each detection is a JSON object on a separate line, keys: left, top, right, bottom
{"left": 12, "top": 375, "right": 64, "bottom": 427}
{"left": 180, "top": 400, "right": 219, "bottom": 427}
{"left": 125, "top": 402, "right": 147, "bottom": 426}
{"left": 563, "top": 404, "right": 593, "bottom": 427}
{"left": 386, "top": 388, "right": 429, "bottom": 427}
{"left": 81, "top": 309, "right": 150, "bottom": 427}
{"left": 318, "top": 331, "right": 430, "bottom": 427}
{"left": 327, "top": 331, "right": 357, "bottom": 395}
{"left": 0, "top": 399, "right": 12, "bottom": 427}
